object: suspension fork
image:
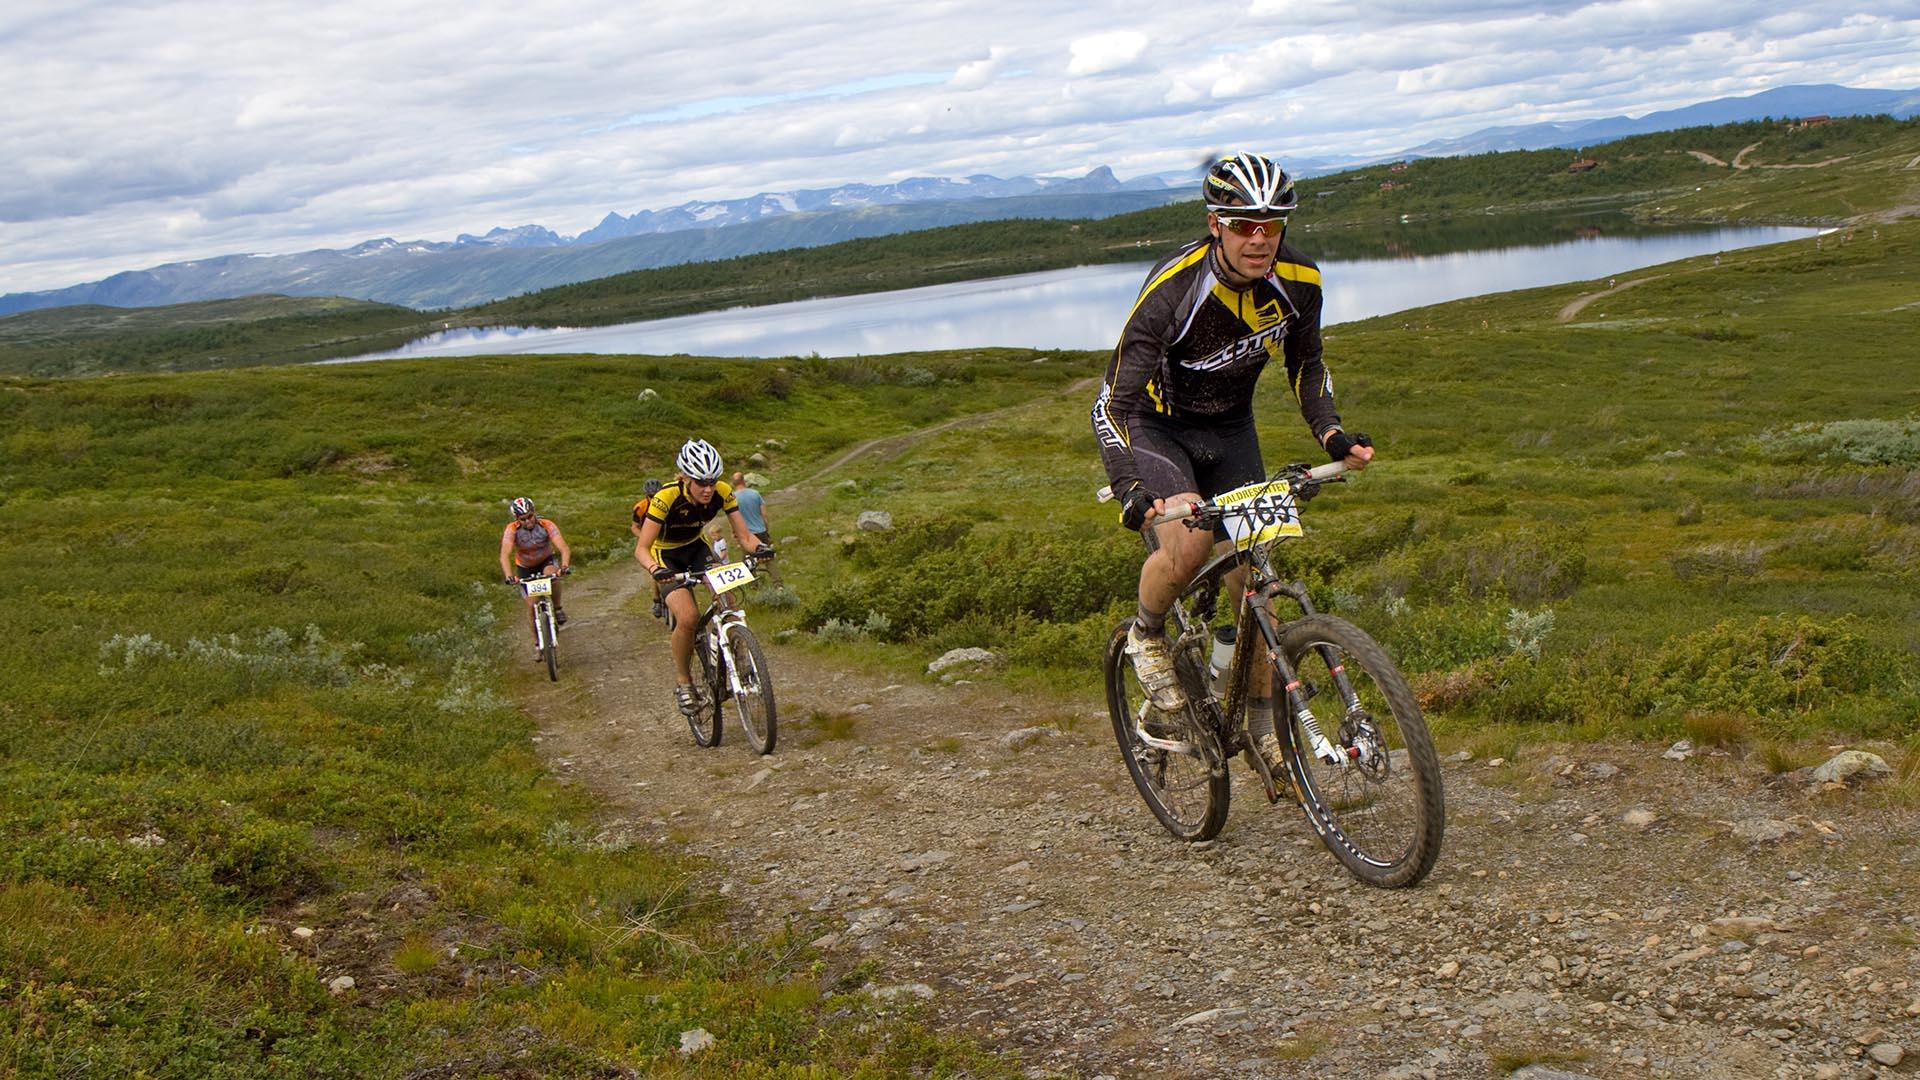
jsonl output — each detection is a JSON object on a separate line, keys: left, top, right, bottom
{"left": 712, "top": 610, "right": 752, "bottom": 696}
{"left": 1249, "top": 589, "right": 1344, "bottom": 767}
{"left": 1271, "top": 581, "right": 1366, "bottom": 717}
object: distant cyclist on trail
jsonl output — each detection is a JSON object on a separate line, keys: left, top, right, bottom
{"left": 500, "top": 497, "right": 571, "bottom": 656}
{"left": 633, "top": 439, "right": 774, "bottom": 720}
{"left": 1091, "top": 152, "right": 1374, "bottom": 751}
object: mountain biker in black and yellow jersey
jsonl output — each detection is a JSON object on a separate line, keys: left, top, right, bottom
{"left": 633, "top": 439, "right": 773, "bottom": 720}
{"left": 1091, "top": 153, "right": 1375, "bottom": 751}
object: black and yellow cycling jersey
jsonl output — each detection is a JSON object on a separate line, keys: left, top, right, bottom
{"left": 637, "top": 479, "right": 737, "bottom": 551}
{"left": 1091, "top": 236, "right": 1342, "bottom": 495}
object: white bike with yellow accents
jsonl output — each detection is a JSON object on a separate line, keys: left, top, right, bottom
{"left": 660, "top": 552, "right": 777, "bottom": 754}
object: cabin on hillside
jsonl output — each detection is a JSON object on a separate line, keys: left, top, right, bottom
{"left": 1389, "top": 161, "right": 1409, "bottom": 173}
{"left": 1567, "top": 158, "right": 1599, "bottom": 173}
{"left": 1787, "top": 115, "right": 1832, "bottom": 129}
{"left": 1379, "top": 180, "right": 1399, "bottom": 191}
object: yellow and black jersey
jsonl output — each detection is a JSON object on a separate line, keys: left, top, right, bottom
{"left": 1091, "top": 237, "right": 1341, "bottom": 492}
{"left": 637, "top": 480, "right": 737, "bottom": 549}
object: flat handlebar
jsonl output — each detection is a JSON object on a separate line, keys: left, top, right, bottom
{"left": 1095, "top": 459, "right": 1351, "bottom": 516}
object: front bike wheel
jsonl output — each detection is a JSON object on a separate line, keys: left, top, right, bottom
{"left": 1277, "top": 614, "right": 1443, "bottom": 888}
{"left": 1104, "top": 620, "right": 1229, "bottom": 842}
{"left": 540, "top": 602, "right": 559, "bottom": 682}
{"left": 688, "top": 630, "right": 723, "bottom": 747}
{"left": 723, "top": 625, "right": 777, "bottom": 755}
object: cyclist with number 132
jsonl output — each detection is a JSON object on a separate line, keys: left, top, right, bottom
{"left": 1090, "top": 152, "right": 1374, "bottom": 761}
{"left": 633, "top": 439, "right": 773, "bottom": 720}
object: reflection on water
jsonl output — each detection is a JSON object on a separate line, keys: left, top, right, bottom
{"left": 342, "top": 221, "right": 1818, "bottom": 362}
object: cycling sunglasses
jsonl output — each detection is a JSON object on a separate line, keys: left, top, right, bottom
{"left": 1217, "top": 214, "right": 1289, "bottom": 237}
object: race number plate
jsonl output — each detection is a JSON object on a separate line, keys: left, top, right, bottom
{"left": 704, "top": 561, "right": 755, "bottom": 595}
{"left": 523, "top": 577, "right": 553, "bottom": 595}
{"left": 1213, "top": 480, "right": 1302, "bottom": 550}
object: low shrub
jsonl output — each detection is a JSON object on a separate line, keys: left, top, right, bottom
{"left": 1649, "top": 614, "right": 1895, "bottom": 717}
{"left": 1752, "top": 417, "right": 1920, "bottom": 468}
{"left": 1669, "top": 541, "right": 1765, "bottom": 582}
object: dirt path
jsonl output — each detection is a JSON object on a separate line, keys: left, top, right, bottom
{"left": 522, "top": 567, "right": 1919, "bottom": 1079}
{"left": 776, "top": 376, "right": 1100, "bottom": 497}
{"left": 1557, "top": 275, "right": 1668, "bottom": 324}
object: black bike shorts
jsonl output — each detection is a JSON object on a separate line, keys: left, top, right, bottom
{"left": 1126, "top": 412, "right": 1265, "bottom": 499}
{"left": 513, "top": 558, "right": 560, "bottom": 580}
{"left": 657, "top": 540, "right": 715, "bottom": 575}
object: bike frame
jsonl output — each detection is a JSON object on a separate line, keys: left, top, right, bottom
{"left": 663, "top": 566, "right": 758, "bottom": 702}
{"left": 1144, "top": 464, "right": 1375, "bottom": 803}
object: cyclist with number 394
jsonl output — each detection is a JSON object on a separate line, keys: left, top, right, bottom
{"left": 1090, "top": 152, "right": 1374, "bottom": 760}
{"left": 500, "top": 497, "right": 571, "bottom": 659}
{"left": 633, "top": 439, "right": 773, "bottom": 720}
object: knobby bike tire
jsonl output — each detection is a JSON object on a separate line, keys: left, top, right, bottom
{"left": 1104, "top": 619, "right": 1229, "bottom": 842}
{"left": 540, "top": 602, "right": 559, "bottom": 682}
{"left": 687, "top": 629, "right": 723, "bottom": 747}
{"left": 1277, "top": 614, "right": 1444, "bottom": 888}
{"left": 724, "top": 624, "right": 777, "bottom": 755}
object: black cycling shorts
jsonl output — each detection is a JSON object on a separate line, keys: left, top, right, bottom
{"left": 658, "top": 541, "right": 715, "bottom": 575}
{"left": 514, "top": 558, "right": 559, "bottom": 580}
{"left": 1126, "top": 412, "right": 1265, "bottom": 499}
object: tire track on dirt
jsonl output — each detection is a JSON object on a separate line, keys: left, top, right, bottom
{"left": 774, "top": 376, "right": 1099, "bottom": 499}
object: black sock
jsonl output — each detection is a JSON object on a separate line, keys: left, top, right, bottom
{"left": 1135, "top": 603, "right": 1165, "bottom": 636}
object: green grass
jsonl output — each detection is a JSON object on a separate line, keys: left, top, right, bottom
{"left": 3, "top": 127, "right": 1918, "bottom": 1071}
{"left": 0, "top": 354, "right": 1080, "bottom": 1076}
{"left": 763, "top": 219, "right": 1920, "bottom": 746}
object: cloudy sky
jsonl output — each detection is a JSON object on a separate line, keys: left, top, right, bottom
{"left": 4, "top": 1, "right": 1918, "bottom": 293}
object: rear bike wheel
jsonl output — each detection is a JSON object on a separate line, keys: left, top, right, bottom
{"left": 1277, "top": 614, "right": 1443, "bottom": 888}
{"left": 539, "top": 601, "right": 559, "bottom": 682}
{"left": 723, "top": 624, "right": 777, "bottom": 755}
{"left": 687, "top": 628, "right": 723, "bottom": 747}
{"left": 1104, "top": 619, "right": 1229, "bottom": 842}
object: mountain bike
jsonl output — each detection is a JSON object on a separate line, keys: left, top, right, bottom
{"left": 508, "top": 566, "right": 570, "bottom": 682}
{"left": 658, "top": 552, "right": 777, "bottom": 754}
{"left": 1098, "top": 462, "right": 1444, "bottom": 888}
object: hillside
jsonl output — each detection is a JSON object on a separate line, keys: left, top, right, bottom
{"left": 2, "top": 115, "right": 1917, "bottom": 379}
{"left": 2, "top": 208, "right": 1915, "bottom": 1073}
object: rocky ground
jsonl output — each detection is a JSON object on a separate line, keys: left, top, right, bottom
{"left": 522, "top": 566, "right": 1919, "bottom": 1080}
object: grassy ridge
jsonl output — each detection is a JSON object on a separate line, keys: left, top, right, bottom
{"left": 3, "top": 215, "right": 1916, "bottom": 1071}
{"left": 0, "top": 296, "right": 429, "bottom": 378}
{"left": 5, "top": 116, "right": 1916, "bottom": 377}
{"left": 766, "top": 221, "right": 1920, "bottom": 755}
{"left": 1, "top": 351, "right": 1081, "bottom": 1076}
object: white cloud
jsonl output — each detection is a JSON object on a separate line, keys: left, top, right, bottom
{"left": 1067, "top": 31, "right": 1149, "bottom": 77}
{"left": 951, "top": 47, "right": 1011, "bottom": 90}
{"left": 1, "top": 1, "right": 1917, "bottom": 293}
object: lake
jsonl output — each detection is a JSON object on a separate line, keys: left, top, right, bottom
{"left": 345, "top": 222, "right": 1820, "bottom": 361}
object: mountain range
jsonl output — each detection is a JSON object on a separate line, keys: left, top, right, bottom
{"left": 0, "top": 170, "right": 1184, "bottom": 315}
{"left": 4, "top": 83, "right": 1915, "bottom": 317}
{"left": 1400, "top": 83, "right": 1920, "bottom": 157}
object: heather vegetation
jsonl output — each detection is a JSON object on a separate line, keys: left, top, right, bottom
{"left": 2, "top": 122, "right": 1916, "bottom": 1072}
{"left": 0, "top": 350, "right": 1078, "bottom": 1075}
{"left": 776, "top": 219, "right": 1920, "bottom": 757}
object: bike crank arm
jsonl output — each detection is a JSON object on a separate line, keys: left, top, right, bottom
{"left": 1132, "top": 703, "right": 1201, "bottom": 756}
